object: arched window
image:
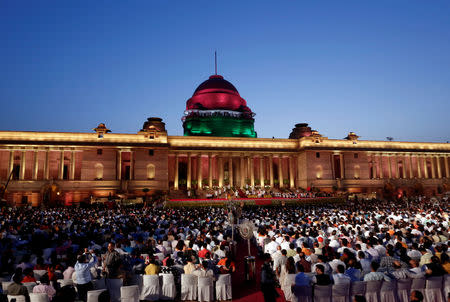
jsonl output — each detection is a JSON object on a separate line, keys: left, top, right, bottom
{"left": 94, "top": 163, "right": 104, "bottom": 180}
{"left": 354, "top": 165, "right": 360, "bottom": 179}
{"left": 316, "top": 165, "right": 323, "bottom": 179}
{"left": 147, "top": 164, "right": 155, "bottom": 180}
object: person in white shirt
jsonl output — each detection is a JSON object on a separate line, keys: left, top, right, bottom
{"left": 192, "top": 260, "right": 215, "bottom": 280}
{"left": 265, "top": 237, "right": 280, "bottom": 255}
{"left": 333, "top": 264, "right": 351, "bottom": 285}
{"left": 363, "top": 261, "right": 391, "bottom": 282}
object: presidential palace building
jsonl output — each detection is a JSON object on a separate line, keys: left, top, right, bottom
{"left": 0, "top": 74, "right": 449, "bottom": 206}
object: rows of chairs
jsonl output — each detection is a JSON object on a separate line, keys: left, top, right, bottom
{"left": 284, "top": 275, "right": 449, "bottom": 302}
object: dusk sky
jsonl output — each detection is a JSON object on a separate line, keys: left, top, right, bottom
{"left": 1, "top": 1, "right": 449, "bottom": 142}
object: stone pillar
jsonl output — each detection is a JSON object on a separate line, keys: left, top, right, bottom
{"left": 240, "top": 156, "right": 245, "bottom": 189}
{"left": 371, "top": 155, "right": 376, "bottom": 179}
{"left": 250, "top": 156, "right": 255, "bottom": 187}
{"left": 228, "top": 157, "right": 233, "bottom": 187}
{"left": 430, "top": 156, "right": 436, "bottom": 179}
{"left": 278, "top": 156, "right": 283, "bottom": 188}
{"left": 259, "top": 157, "right": 264, "bottom": 187}
{"left": 187, "top": 153, "right": 192, "bottom": 189}
{"left": 116, "top": 150, "right": 122, "bottom": 180}
{"left": 339, "top": 153, "right": 345, "bottom": 179}
{"left": 129, "top": 151, "right": 134, "bottom": 180}
{"left": 289, "top": 156, "right": 295, "bottom": 188}
{"left": 269, "top": 155, "right": 274, "bottom": 187}
{"left": 379, "top": 154, "right": 384, "bottom": 179}
{"left": 174, "top": 154, "right": 179, "bottom": 190}
{"left": 409, "top": 154, "right": 414, "bottom": 179}
{"left": 296, "top": 155, "right": 301, "bottom": 188}
{"left": 417, "top": 155, "right": 422, "bottom": 178}
{"left": 208, "top": 154, "right": 213, "bottom": 188}
{"left": 58, "top": 150, "right": 64, "bottom": 180}
{"left": 395, "top": 155, "right": 400, "bottom": 179}
{"left": 423, "top": 156, "right": 429, "bottom": 179}
{"left": 445, "top": 156, "right": 449, "bottom": 179}
{"left": 33, "top": 150, "right": 39, "bottom": 180}
{"left": 8, "top": 150, "right": 14, "bottom": 175}
{"left": 388, "top": 154, "right": 392, "bottom": 178}
{"left": 44, "top": 150, "right": 50, "bottom": 180}
{"left": 19, "top": 150, "right": 26, "bottom": 180}
{"left": 197, "top": 154, "right": 203, "bottom": 188}
{"left": 218, "top": 156, "right": 223, "bottom": 188}
{"left": 436, "top": 156, "right": 442, "bottom": 179}
{"left": 402, "top": 155, "right": 407, "bottom": 179}
{"left": 70, "top": 150, "right": 75, "bottom": 180}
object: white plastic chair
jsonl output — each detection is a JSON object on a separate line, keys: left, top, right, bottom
{"left": 7, "top": 295, "right": 26, "bottom": 302}
{"left": 396, "top": 278, "right": 411, "bottom": 302}
{"left": 139, "top": 275, "right": 160, "bottom": 301}
{"left": 198, "top": 276, "right": 214, "bottom": 302}
{"left": 159, "top": 274, "right": 177, "bottom": 300}
{"left": 350, "top": 281, "right": 366, "bottom": 301}
{"left": 2, "top": 281, "right": 14, "bottom": 294}
{"left": 332, "top": 282, "right": 350, "bottom": 302}
{"left": 292, "top": 285, "right": 313, "bottom": 302}
{"left": 120, "top": 285, "right": 139, "bottom": 302}
{"left": 380, "top": 279, "right": 397, "bottom": 302}
{"left": 216, "top": 274, "right": 232, "bottom": 301}
{"left": 425, "top": 276, "right": 444, "bottom": 302}
{"left": 314, "top": 285, "right": 332, "bottom": 302}
{"left": 29, "top": 293, "right": 49, "bottom": 302}
{"left": 181, "top": 274, "right": 198, "bottom": 301}
{"left": 87, "top": 289, "right": 107, "bottom": 302}
{"left": 411, "top": 277, "right": 426, "bottom": 296}
{"left": 56, "top": 279, "right": 73, "bottom": 288}
{"left": 444, "top": 274, "right": 450, "bottom": 301}
{"left": 92, "top": 278, "right": 106, "bottom": 290}
{"left": 33, "top": 270, "right": 47, "bottom": 281}
{"left": 365, "top": 280, "right": 382, "bottom": 302}
{"left": 106, "top": 278, "right": 123, "bottom": 302}
{"left": 23, "top": 282, "right": 37, "bottom": 293}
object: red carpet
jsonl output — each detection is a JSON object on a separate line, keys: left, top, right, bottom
{"left": 232, "top": 240, "right": 287, "bottom": 302}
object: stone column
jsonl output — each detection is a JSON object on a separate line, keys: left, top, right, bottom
{"left": 402, "top": 155, "right": 407, "bottom": 179}
{"left": 436, "top": 156, "right": 442, "bottom": 179}
{"left": 409, "top": 154, "right": 414, "bottom": 179}
{"left": 33, "top": 150, "right": 39, "bottom": 180}
{"left": 70, "top": 150, "right": 76, "bottom": 180}
{"left": 129, "top": 151, "right": 134, "bottom": 180}
{"left": 19, "top": 150, "right": 26, "bottom": 180}
{"left": 240, "top": 156, "right": 245, "bottom": 189}
{"left": 218, "top": 156, "right": 223, "bottom": 188}
{"left": 8, "top": 150, "right": 14, "bottom": 175}
{"left": 379, "top": 154, "right": 384, "bottom": 179}
{"left": 58, "top": 150, "right": 64, "bottom": 180}
{"left": 430, "top": 156, "right": 436, "bottom": 179}
{"left": 445, "top": 156, "right": 449, "bottom": 179}
{"left": 394, "top": 155, "right": 400, "bottom": 179}
{"left": 259, "top": 156, "right": 264, "bottom": 187}
{"left": 228, "top": 157, "right": 233, "bottom": 187}
{"left": 417, "top": 155, "right": 422, "bottom": 178}
{"left": 339, "top": 153, "right": 345, "bottom": 179}
{"left": 423, "top": 156, "right": 429, "bottom": 179}
{"left": 250, "top": 156, "right": 255, "bottom": 187}
{"left": 208, "top": 154, "right": 213, "bottom": 188}
{"left": 278, "top": 156, "right": 283, "bottom": 188}
{"left": 269, "top": 155, "right": 274, "bottom": 187}
{"left": 289, "top": 156, "right": 295, "bottom": 188}
{"left": 388, "top": 154, "right": 392, "bottom": 178}
{"left": 174, "top": 154, "right": 179, "bottom": 190}
{"left": 44, "top": 150, "right": 50, "bottom": 180}
{"left": 116, "top": 150, "right": 122, "bottom": 180}
{"left": 371, "top": 155, "right": 376, "bottom": 179}
{"left": 197, "top": 154, "right": 203, "bottom": 188}
{"left": 296, "top": 155, "right": 301, "bottom": 188}
{"left": 187, "top": 153, "right": 192, "bottom": 189}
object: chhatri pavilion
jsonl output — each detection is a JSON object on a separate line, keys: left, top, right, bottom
{"left": 0, "top": 74, "right": 449, "bottom": 206}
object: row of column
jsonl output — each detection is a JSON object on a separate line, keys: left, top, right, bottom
{"left": 173, "top": 153, "right": 299, "bottom": 190}
{"left": 370, "top": 153, "right": 449, "bottom": 179}
{"left": 7, "top": 149, "right": 76, "bottom": 180}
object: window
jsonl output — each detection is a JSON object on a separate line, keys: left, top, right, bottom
{"left": 12, "top": 164, "right": 20, "bottom": 180}
{"left": 97, "top": 149, "right": 103, "bottom": 155}
{"left": 94, "top": 163, "right": 104, "bottom": 180}
{"left": 147, "top": 164, "right": 156, "bottom": 179}
{"left": 354, "top": 153, "right": 358, "bottom": 159}
{"left": 316, "top": 152, "right": 320, "bottom": 158}
{"left": 63, "top": 165, "right": 69, "bottom": 180}
{"left": 148, "top": 149, "right": 154, "bottom": 156}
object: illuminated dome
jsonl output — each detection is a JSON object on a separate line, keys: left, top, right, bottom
{"left": 183, "top": 74, "right": 257, "bottom": 138}
{"left": 186, "top": 75, "right": 252, "bottom": 113}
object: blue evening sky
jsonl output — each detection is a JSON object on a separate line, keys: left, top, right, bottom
{"left": 1, "top": 1, "right": 449, "bottom": 142}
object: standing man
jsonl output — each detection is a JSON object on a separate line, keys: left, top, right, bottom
{"left": 260, "top": 253, "right": 279, "bottom": 302}
{"left": 75, "top": 250, "right": 97, "bottom": 302}
{"left": 103, "top": 242, "right": 122, "bottom": 279}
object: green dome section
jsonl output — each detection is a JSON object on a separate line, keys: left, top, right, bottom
{"left": 183, "top": 115, "right": 257, "bottom": 137}
{"left": 182, "top": 74, "right": 257, "bottom": 138}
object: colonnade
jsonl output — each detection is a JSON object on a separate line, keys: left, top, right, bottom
{"left": 173, "top": 153, "right": 299, "bottom": 190}
{"left": 369, "top": 153, "right": 449, "bottom": 180}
